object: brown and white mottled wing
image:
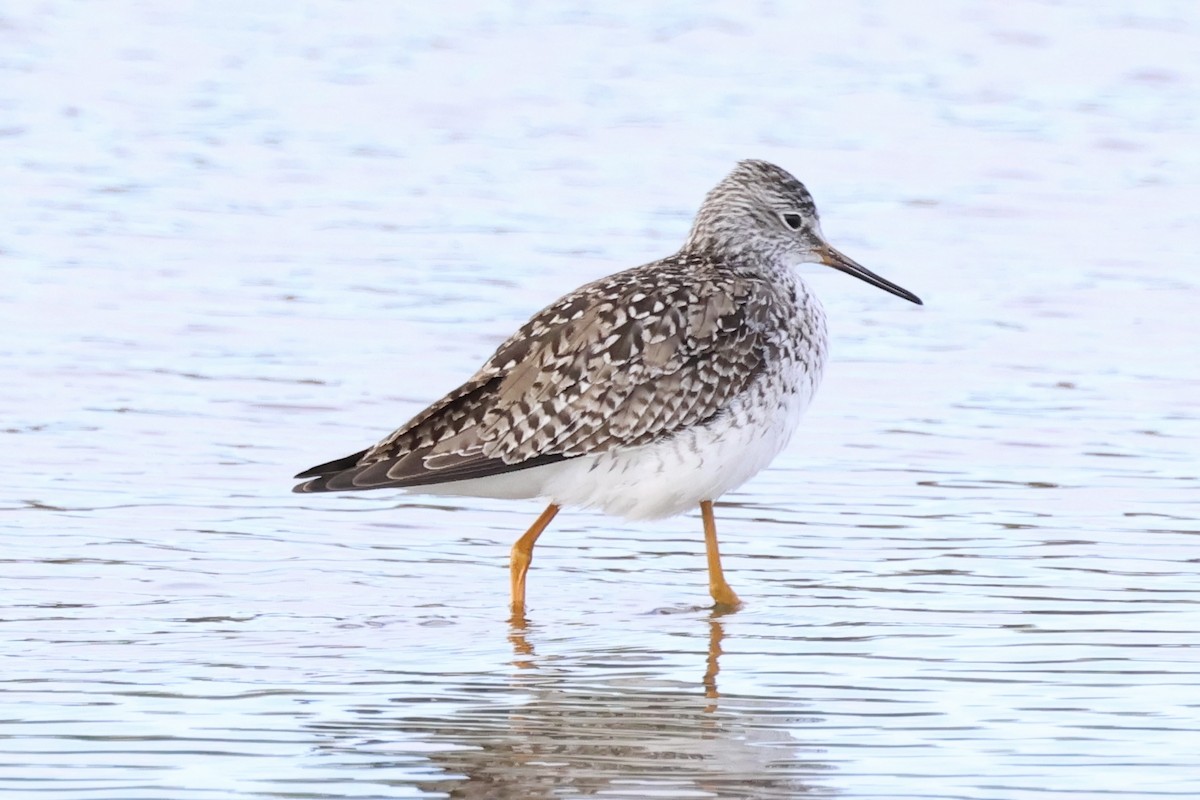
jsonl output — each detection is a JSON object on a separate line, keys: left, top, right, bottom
{"left": 293, "top": 257, "right": 785, "bottom": 493}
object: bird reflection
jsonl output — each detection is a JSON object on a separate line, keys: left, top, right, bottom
{"left": 509, "top": 608, "right": 729, "bottom": 701}
{"left": 508, "top": 611, "right": 537, "bottom": 668}
{"left": 703, "top": 612, "right": 729, "bottom": 709}
{"left": 308, "top": 611, "right": 826, "bottom": 799}
{"left": 510, "top": 607, "right": 730, "bottom": 677}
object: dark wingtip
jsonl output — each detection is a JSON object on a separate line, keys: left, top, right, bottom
{"left": 292, "top": 448, "right": 370, "bottom": 488}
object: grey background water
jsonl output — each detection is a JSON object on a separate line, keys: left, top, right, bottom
{"left": 3, "top": 2, "right": 1198, "bottom": 798}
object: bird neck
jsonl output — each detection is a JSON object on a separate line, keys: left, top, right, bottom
{"left": 677, "top": 237, "right": 793, "bottom": 281}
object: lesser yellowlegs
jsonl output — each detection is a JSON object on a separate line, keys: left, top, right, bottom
{"left": 295, "top": 159, "right": 922, "bottom": 612}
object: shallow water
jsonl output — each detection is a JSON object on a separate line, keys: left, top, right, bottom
{"left": 3, "top": 2, "right": 1199, "bottom": 798}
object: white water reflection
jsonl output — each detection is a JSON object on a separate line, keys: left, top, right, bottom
{"left": 308, "top": 618, "right": 821, "bottom": 799}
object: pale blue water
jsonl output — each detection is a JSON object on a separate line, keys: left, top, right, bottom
{"left": 3, "top": 2, "right": 1198, "bottom": 798}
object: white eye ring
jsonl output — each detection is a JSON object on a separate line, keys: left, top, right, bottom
{"left": 781, "top": 212, "right": 804, "bottom": 230}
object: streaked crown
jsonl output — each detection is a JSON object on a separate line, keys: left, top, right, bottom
{"left": 684, "top": 159, "right": 827, "bottom": 267}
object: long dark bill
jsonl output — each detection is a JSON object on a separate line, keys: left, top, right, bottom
{"left": 818, "top": 244, "right": 923, "bottom": 305}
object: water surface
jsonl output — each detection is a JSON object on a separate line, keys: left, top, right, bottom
{"left": 3, "top": 2, "right": 1198, "bottom": 798}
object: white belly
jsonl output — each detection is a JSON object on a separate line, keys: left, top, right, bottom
{"left": 416, "top": 282, "right": 827, "bottom": 519}
{"left": 542, "top": 384, "right": 815, "bottom": 519}
{"left": 417, "top": 353, "right": 825, "bottom": 520}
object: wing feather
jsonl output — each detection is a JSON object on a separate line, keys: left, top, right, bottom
{"left": 293, "top": 256, "right": 786, "bottom": 493}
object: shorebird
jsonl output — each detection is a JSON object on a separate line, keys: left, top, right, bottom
{"left": 294, "top": 159, "right": 921, "bottom": 613}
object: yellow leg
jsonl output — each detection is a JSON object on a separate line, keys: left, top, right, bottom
{"left": 701, "top": 500, "right": 742, "bottom": 608}
{"left": 510, "top": 503, "right": 560, "bottom": 614}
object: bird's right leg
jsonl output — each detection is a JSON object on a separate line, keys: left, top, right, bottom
{"left": 510, "top": 503, "right": 560, "bottom": 615}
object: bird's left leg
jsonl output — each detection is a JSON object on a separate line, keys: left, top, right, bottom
{"left": 700, "top": 500, "right": 742, "bottom": 608}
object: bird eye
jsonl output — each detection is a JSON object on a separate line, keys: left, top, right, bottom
{"left": 781, "top": 212, "right": 804, "bottom": 230}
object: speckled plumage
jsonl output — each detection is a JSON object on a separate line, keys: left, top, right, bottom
{"left": 295, "top": 159, "right": 920, "bottom": 534}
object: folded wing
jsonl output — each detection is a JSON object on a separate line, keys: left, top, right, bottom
{"left": 293, "top": 259, "right": 783, "bottom": 493}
